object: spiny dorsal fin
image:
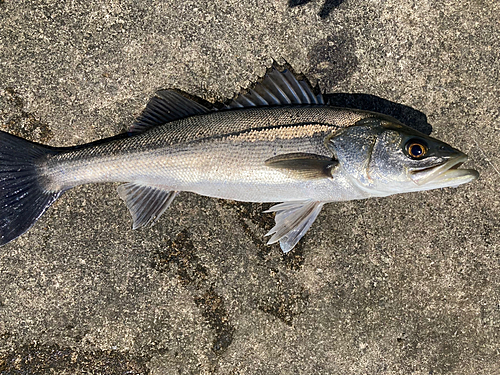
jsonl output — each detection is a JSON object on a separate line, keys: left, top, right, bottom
{"left": 265, "top": 200, "right": 325, "bottom": 253}
{"left": 227, "top": 67, "right": 324, "bottom": 109}
{"left": 129, "top": 90, "right": 209, "bottom": 134}
{"left": 117, "top": 182, "right": 178, "bottom": 229}
{"left": 265, "top": 153, "right": 337, "bottom": 179}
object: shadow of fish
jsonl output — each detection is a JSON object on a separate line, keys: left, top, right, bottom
{"left": 0, "top": 66, "right": 478, "bottom": 252}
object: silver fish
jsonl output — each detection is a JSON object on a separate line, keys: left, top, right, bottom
{"left": 0, "top": 67, "right": 478, "bottom": 251}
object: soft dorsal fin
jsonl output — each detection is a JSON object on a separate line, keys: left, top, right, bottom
{"left": 117, "top": 182, "right": 178, "bottom": 229}
{"left": 129, "top": 90, "right": 209, "bottom": 134}
{"left": 227, "top": 67, "right": 324, "bottom": 109}
{"left": 265, "top": 200, "right": 325, "bottom": 253}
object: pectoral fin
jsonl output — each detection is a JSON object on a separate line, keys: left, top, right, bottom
{"left": 265, "top": 200, "right": 325, "bottom": 253}
{"left": 265, "top": 153, "right": 337, "bottom": 179}
{"left": 117, "top": 183, "right": 178, "bottom": 229}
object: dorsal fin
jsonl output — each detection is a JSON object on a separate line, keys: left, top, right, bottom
{"left": 129, "top": 90, "right": 209, "bottom": 134}
{"left": 130, "top": 66, "right": 323, "bottom": 133}
{"left": 227, "top": 67, "right": 324, "bottom": 109}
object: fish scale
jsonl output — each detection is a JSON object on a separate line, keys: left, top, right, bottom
{"left": 40, "top": 107, "right": 365, "bottom": 198}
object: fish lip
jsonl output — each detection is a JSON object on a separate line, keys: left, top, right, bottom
{"left": 411, "top": 154, "right": 477, "bottom": 186}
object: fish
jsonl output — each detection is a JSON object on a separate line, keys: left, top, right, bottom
{"left": 0, "top": 66, "right": 479, "bottom": 252}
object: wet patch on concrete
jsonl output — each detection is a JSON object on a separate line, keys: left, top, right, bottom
{"left": 220, "top": 201, "right": 274, "bottom": 254}
{"left": 308, "top": 33, "right": 358, "bottom": 90}
{"left": 288, "top": 0, "right": 312, "bottom": 6}
{"left": 151, "top": 230, "right": 235, "bottom": 355}
{"left": 1, "top": 87, "right": 53, "bottom": 143}
{"left": 288, "top": 0, "right": 345, "bottom": 19}
{"left": 194, "top": 287, "right": 235, "bottom": 354}
{"left": 318, "top": 0, "right": 345, "bottom": 18}
{"left": 0, "top": 343, "right": 148, "bottom": 374}
{"left": 151, "top": 229, "right": 209, "bottom": 287}
{"left": 220, "top": 200, "right": 306, "bottom": 270}
{"left": 259, "top": 288, "right": 309, "bottom": 326}
{"left": 218, "top": 200, "right": 312, "bottom": 328}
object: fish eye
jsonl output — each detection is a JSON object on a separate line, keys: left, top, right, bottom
{"left": 405, "top": 139, "right": 428, "bottom": 159}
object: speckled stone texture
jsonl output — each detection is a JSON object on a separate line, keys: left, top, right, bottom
{"left": 0, "top": 0, "right": 499, "bottom": 374}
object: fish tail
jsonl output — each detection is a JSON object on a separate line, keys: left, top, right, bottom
{"left": 0, "top": 131, "right": 63, "bottom": 246}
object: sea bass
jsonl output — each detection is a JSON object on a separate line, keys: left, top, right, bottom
{"left": 0, "top": 67, "right": 478, "bottom": 251}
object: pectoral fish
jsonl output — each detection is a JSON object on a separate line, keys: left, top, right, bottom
{"left": 0, "top": 67, "right": 479, "bottom": 251}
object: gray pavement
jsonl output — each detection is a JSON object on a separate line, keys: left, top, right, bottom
{"left": 0, "top": 0, "right": 499, "bottom": 373}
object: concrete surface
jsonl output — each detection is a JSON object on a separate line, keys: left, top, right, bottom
{"left": 0, "top": 0, "right": 499, "bottom": 373}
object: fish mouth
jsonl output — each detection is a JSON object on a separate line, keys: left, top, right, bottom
{"left": 411, "top": 154, "right": 479, "bottom": 187}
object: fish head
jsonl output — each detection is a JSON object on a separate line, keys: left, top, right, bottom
{"left": 328, "top": 117, "right": 479, "bottom": 196}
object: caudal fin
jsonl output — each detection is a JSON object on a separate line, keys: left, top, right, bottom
{"left": 0, "top": 131, "right": 62, "bottom": 245}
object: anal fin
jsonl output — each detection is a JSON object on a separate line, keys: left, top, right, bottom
{"left": 117, "top": 183, "right": 178, "bottom": 229}
{"left": 265, "top": 200, "right": 325, "bottom": 253}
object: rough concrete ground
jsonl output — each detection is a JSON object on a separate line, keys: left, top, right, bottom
{"left": 0, "top": 0, "right": 499, "bottom": 373}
